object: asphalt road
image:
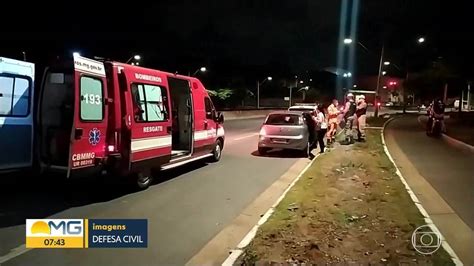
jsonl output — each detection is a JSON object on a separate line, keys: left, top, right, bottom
{"left": 0, "top": 118, "right": 304, "bottom": 266}
{"left": 385, "top": 116, "right": 474, "bottom": 229}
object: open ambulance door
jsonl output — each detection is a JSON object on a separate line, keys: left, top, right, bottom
{"left": 68, "top": 55, "right": 109, "bottom": 177}
{"left": 119, "top": 67, "right": 172, "bottom": 188}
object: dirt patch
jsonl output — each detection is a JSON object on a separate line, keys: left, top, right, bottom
{"left": 240, "top": 128, "right": 454, "bottom": 265}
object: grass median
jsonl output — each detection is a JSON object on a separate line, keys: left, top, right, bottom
{"left": 240, "top": 120, "right": 453, "bottom": 265}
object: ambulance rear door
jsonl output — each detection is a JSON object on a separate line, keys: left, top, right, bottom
{"left": 68, "top": 55, "right": 109, "bottom": 177}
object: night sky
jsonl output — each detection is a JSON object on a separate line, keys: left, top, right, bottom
{"left": 1, "top": 0, "right": 472, "bottom": 84}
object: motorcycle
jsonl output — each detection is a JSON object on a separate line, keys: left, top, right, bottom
{"left": 426, "top": 113, "right": 444, "bottom": 137}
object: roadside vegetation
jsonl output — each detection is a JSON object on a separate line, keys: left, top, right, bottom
{"left": 240, "top": 126, "right": 453, "bottom": 265}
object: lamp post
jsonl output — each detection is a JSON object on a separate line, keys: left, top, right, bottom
{"left": 374, "top": 45, "right": 385, "bottom": 117}
{"left": 257, "top": 76, "right": 272, "bottom": 109}
{"left": 192, "top": 67, "right": 207, "bottom": 76}
{"left": 126, "top": 55, "right": 141, "bottom": 64}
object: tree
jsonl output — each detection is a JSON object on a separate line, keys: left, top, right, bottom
{"left": 207, "top": 88, "right": 233, "bottom": 100}
{"left": 404, "top": 61, "right": 457, "bottom": 103}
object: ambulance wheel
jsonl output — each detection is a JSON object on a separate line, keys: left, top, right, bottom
{"left": 210, "top": 139, "right": 223, "bottom": 162}
{"left": 135, "top": 172, "right": 152, "bottom": 190}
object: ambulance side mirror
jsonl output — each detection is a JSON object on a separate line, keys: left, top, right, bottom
{"left": 215, "top": 112, "right": 224, "bottom": 124}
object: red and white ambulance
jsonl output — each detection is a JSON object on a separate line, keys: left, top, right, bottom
{"left": 37, "top": 55, "right": 224, "bottom": 188}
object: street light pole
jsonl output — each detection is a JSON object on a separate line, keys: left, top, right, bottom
{"left": 290, "top": 77, "right": 298, "bottom": 107}
{"left": 375, "top": 44, "right": 384, "bottom": 117}
{"left": 257, "top": 77, "right": 272, "bottom": 109}
{"left": 126, "top": 55, "right": 141, "bottom": 64}
{"left": 257, "top": 81, "right": 260, "bottom": 109}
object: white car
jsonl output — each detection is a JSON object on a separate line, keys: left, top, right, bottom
{"left": 288, "top": 103, "right": 317, "bottom": 113}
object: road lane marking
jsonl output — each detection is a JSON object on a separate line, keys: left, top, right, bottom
{"left": 188, "top": 155, "right": 317, "bottom": 265}
{"left": 231, "top": 133, "right": 258, "bottom": 141}
{"left": 220, "top": 156, "right": 317, "bottom": 266}
{"left": 382, "top": 117, "right": 462, "bottom": 265}
{"left": 0, "top": 244, "right": 29, "bottom": 264}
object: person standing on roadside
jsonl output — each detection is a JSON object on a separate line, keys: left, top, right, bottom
{"left": 315, "top": 106, "right": 328, "bottom": 153}
{"left": 341, "top": 93, "right": 357, "bottom": 144}
{"left": 302, "top": 112, "right": 316, "bottom": 157}
{"left": 326, "top": 99, "right": 340, "bottom": 146}
{"left": 356, "top": 95, "right": 367, "bottom": 142}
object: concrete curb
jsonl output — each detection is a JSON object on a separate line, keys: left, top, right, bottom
{"left": 221, "top": 154, "right": 320, "bottom": 266}
{"left": 441, "top": 133, "right": 474, "bottom": 154}
{"left": 382, "top": 117, "right": 462, "bottom": 265}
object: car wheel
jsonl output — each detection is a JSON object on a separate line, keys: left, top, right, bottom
{"left": 258, "top": 147, "right": 269, "bottom": 155}
{"left": 210, "top": 139, "right": 223, "bottom": 162}
{"left": 134, "top": 172, "right": 152, "bottom": 190}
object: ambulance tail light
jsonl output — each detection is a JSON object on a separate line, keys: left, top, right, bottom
{"left": 108, "top": 145, "right": 115, "bottom": 153}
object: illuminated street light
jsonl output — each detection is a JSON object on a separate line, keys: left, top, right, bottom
{"left": 300, "top": 80, "right": 304, "bottom": 84}
{"left": 192, "top": 67, "right": 207, "bottom": 76}
{"left": 353, "top": 85, "right": 357, "bottom": 88}
{"left": 126, "top": 54, "right": 141, "bottom": 64}
{"left": 257, "top": 76, "right": 273, "bottom": 109}
{"left": 418, "top": 37, "right": 425, "bottom": 43}
{"left": 383, "top": 86, "right": 387, "bottom": 89}
{"left": 382, "top": 71, "right": 387, "bottom": 75}
{"left": 73, "top": 52, "right": 80, "bottom": 57}
{"left": 384, "top": 61, "right": 390, "bottom": 66}
{"left": 343, "top": 38, "right": 353, "bottom": 44}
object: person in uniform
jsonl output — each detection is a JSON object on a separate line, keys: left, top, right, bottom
{"left": 356, "top": 95, "right": 367, "bottom": 141}
{"left": 326, "top": 99, "right": 340, "bottom": 146}
{"left": 341, "top": 93, "right": 357, "bottom": 144}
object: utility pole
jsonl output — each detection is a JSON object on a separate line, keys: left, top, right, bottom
{"left": 468, "top": 81, "right": 471, "bottom": 111}
{"left": 443, "top": 83, "right": 448, "bottom": 104}
{"left": 257, "top": 81, "right": 260, "bottom": 109}
{"left": 290, "top": 76, "right": 298, "bottom": 107}
{"left": 403, "top": 72, "right": 409, "bottom": 114}
{"left": 374, "top": 45, "right": 384, "bottom": 117}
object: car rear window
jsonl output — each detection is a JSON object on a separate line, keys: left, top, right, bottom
{"left": 265, "top": 114, "right": 301, "bottom": 125}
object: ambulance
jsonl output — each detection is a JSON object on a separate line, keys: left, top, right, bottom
{"left": 37, "top": 55, "right": 224, "bottom": 188}
{"left": 0, "top": 57, "right": 35, "bottom": 172}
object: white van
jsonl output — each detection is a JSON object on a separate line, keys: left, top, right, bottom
{"left": 0, "top": 57, "right": 35, "bottom": 172}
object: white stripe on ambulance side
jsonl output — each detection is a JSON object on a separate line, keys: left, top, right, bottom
{"left": 194, "top": 128, "right": 224, "bottom": 141}
{"left": 131, "top": 128, "right": 225, "bottom": 152}
{"left": 194, "top": 130, "right": 211, "bottom": 141}
{"left": 217, "top": 127, "right": 225, "bottom": 137}
{"left": 131, "top": 136, "right": 172, "bottom": 152}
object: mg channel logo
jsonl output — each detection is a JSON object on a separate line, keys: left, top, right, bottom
{"left": 26, "top": 219, "right": 84, "bottom": 248}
